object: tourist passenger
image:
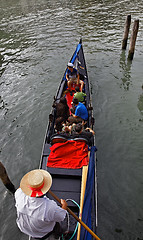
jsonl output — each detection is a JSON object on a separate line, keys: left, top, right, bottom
{"left": 73, "top": 86, "right": 86, "bottom": 103}
{"left": 55, "top": 121, "right": 71, "bottom": 135}
{"left": 72, "top": 123, "right": 95, "bottom": 146}
{"left": 15, "top": 169, "right": 67, "bottom": 239}
{"left": 66, "top": 63, "right": 84, "bottom": 93}
{"left": 62, "top": 123, "right": 72, "bottom": 134}
{"left": 68, "top": 98, "right": 88, "bottom": 124}
{"left": 55, "top": 117, "right": 64, "bottom": 133}
{"left": 53, "top": 96, "right": 70, "bottom": 123}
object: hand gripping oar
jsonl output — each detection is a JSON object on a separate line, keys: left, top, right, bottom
{"left": 48, "top": 189, "right": 101, "bottom": 240}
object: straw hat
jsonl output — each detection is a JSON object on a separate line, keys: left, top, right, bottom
{"left": 20, "top": 169, "right": 52, "bottom": 197}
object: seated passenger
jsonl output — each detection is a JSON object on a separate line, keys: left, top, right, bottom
{"left": 62, "top": 123, "right": 72, "bottom": 134}
{"left": 68, "top": 98, "right": 88, "bottom": 124}
{"left": 66, "top": 63, "right": 84, "bottom": 93}
{"left": 52, "top": 121, "right": 71, "bottom": 144}
{"left": 53, "top": 96, "right": 70, "bottom": 123}
{"left": 55, "top": 119, "right": 71, "bottom": 136}
{"left": 73, "top": 86, "right": 86, "bottom": 103}
{"left": 55, "top": 118, "right": 63, "bottom": 133}
{"left": 72, "top": 123, "right": 95, "bottom": 146}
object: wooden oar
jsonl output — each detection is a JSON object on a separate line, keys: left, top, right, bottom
{"left": 49, "top": 189, "right": 101, "bottom": 240}
{"left": 77, "top": 165, "right": 88, "bottom": 240}
{"left": 0, "top": 162, "right": 16, "bottom": 194}
{"left": 77, "top": 150, "right": 91, "bottom": 239}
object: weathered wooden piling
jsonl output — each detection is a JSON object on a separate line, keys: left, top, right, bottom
{"left": 122, "top": 15, "right": 131, "bottom": 50}
{"left": 0, "top": 162, "right": 16, "bottom": 194}
{"left": 128, "top": 19, "right": 139, "bottom": 60}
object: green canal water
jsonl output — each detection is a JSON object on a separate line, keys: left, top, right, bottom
{"left": 0, "top": 0, "right": 143, "bottom": 239}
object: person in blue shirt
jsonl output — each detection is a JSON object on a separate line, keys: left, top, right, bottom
{"left": 68, "top": 98, "right": 88, "bottom": 124}
{"left": 66, "top": 62, "right": 84, "bottom": 93}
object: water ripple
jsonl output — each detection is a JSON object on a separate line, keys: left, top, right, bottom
{"left": 0, "top": 1, "right": 143, "bottom": 240}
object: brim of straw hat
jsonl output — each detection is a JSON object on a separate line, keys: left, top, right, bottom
{"left": 20, "top": 169, "right": 52, "bottom": 197}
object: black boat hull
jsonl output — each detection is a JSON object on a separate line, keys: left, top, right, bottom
{"left": 29, "top": 40, "right": 97, "bottom": 240}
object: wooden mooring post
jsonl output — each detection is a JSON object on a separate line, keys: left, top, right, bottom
{"left": 122, "top": 15, "right": 131, "bottom": 50}
{"left": 128, "top": 19, "right": 139, "bottom": 60}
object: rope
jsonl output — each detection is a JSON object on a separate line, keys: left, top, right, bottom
{"left": 62, "top": 199, "right": 80, "bottom": 240}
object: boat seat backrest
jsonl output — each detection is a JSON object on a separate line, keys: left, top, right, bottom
{"left": 51, "top": 135, "right": 68, "bottom": 145}
{"left": 72, "top": 137, "right": 88, "bottom": 144}
{"left": 51, "top": 138, "right": 67, "bottom": 145}
{"left": 51, "top": 134, "right": 88, "bottom": 145}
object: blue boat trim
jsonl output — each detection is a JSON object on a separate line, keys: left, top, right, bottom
{"left": 71, "top": 43, "right": 82, "bottom": 64}
{"left": 80, "top": 146, "right": 97, "bottom": 240}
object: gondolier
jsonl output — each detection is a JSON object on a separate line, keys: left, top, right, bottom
{"left": 15, "top": 169, "right": 67, "bottom": 239}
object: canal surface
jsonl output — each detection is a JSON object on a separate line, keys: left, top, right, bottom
{"left": 0, "top": 0, "right": 143, "bottom": 239}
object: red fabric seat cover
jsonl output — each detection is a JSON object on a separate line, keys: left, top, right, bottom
{"left": 47, "top": 140, "right": 88, "bottom": 169}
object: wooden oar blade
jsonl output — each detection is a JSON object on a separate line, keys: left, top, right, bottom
{"left": 0, "top": 162, "right": 16, "bottom": 194}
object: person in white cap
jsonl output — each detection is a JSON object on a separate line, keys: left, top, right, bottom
{"left": 15, "top": 169, "right": 67, "bottom": 239}
{"left": 66, "top": 62, "right": 82, "bottom": 94}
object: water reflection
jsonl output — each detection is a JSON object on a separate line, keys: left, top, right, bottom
{"left": 138, "top": 92, "right": 143, "bottom": 115}
{"left": 0, "top": 0, "right": 143, "bottom": 240}
{"left": 0, "top": 53, "right": 5, "bottom": 77}
{"left": 119, "top": 50, "right": 132, "bottom": 90}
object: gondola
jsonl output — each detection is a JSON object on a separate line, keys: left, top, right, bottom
{"left": 30, "top": 39, "right": 98, "bottom": 240}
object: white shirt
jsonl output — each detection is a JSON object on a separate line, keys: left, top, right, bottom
{"left": 15, "top": 188, "right": 67, "bottom": 238}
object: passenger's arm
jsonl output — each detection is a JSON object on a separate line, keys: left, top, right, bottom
{"left": 86, "top": 127, "right": 95, "bottom": 135}
{"left": 66, "top": 73, "right": 69, "bottom": 81}
{"left": 71, "top": 113, "right": 77, "bottom": 118}
{"left": 77, "top": 73, "right": 80, "bottom": 85}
